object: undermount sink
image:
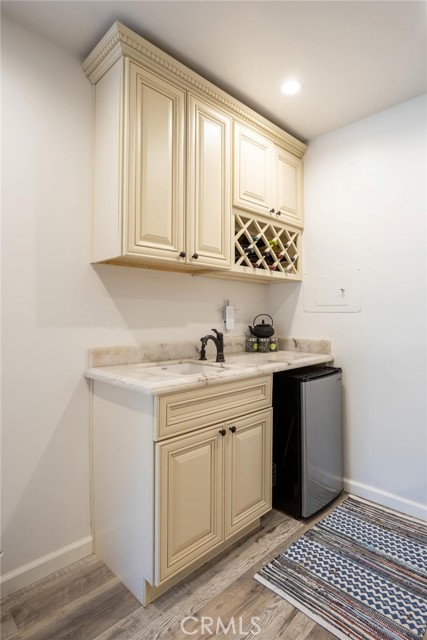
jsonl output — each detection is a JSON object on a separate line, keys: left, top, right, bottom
{"left": 143, "top": 362, "right": 224, "bottom": 376}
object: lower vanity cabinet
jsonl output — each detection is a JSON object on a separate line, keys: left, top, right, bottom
{"left": 224, "top": 409, "right": 272, "bottom": 539}
{"left": 91, "top": 376, "right": 272, "bottom": 606}
{"left": 156, "top": 408, "right": 272, "bottom": 584}
{"left": 155, "top": 423, "right": 225, "bottom": 584}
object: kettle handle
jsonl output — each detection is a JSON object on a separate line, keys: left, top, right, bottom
{"left": 253, "top": 314, "right": 274, "bottom": 326}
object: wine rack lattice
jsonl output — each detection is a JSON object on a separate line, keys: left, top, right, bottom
{"left": 234, "top": 212, "right": 301, "bottom": 278}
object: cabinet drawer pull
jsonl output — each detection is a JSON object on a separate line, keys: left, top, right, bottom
{"left": 191, "top": 253, "right": 199, "bottom": 260}
{"left": 269, "top": 208, "right": 276, "bottom": 214}
{"left": 229, "top": 426, "right": 237, "bottom": 433}
{"left": 179, "top": 251, "right": 186, "bottom": 259}
{"left": 219, "top": 429, "right": 226, "bottom": 437}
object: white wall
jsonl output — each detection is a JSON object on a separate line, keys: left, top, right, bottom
{"left": 269, "top": 95, "right": 427, "bottom": 519}
{"left": 1, "top": 17, "right": 268, "bottom": 593}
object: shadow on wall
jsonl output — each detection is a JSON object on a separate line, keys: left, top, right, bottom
{"left": 91, "top": 264, "right": 269, "bottom": 337}
{"left": 34, "top": 244, "right": 267, "bottom": 334}
{"left": 93, "top": 264, "right": 207, "bottom": 332}
{"left": 267, "top": 281, "right": 302, "bottom": 335}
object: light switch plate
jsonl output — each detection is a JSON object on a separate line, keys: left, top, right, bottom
{"left": 225, "top": 304, "right": 235, "bottom": 330}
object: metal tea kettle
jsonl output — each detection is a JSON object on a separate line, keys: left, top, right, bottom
{"left": 248, "top": 314, "right": 275, "bottom": 338}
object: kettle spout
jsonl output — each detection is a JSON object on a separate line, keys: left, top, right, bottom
{"left": 248, "top": 326, "right": 255, "bottom": 336}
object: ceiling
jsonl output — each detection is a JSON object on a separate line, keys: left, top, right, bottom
{"left": 2, "top": 1, "right": 426, "bottom": 141}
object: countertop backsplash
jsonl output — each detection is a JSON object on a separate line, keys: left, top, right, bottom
{"left": 88, "top": 337, "right": 331, "bottom": 368}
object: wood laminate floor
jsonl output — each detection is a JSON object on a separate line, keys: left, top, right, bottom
{"left": 1, "top": 503, "right": 344, "bottom": 640}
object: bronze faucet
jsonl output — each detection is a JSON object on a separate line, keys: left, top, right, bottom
{"left": 199, "top": 329, "right": 225, "bottom": 363}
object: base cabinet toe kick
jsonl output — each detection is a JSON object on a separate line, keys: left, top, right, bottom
{"left": 91, "top": 375, "right": 272, "bottom": 605}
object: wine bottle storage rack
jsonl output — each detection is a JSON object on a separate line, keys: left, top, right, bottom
{"left": 233, "top": 212, "right": 302, "bottom": 281}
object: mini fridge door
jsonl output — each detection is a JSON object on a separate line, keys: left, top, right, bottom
{"left": 301, "top": 371, "right": 343, "bottom": 518}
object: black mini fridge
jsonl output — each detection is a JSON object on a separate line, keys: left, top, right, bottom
{"left": 272, "top": 366, "right": 343, "bottom": 518}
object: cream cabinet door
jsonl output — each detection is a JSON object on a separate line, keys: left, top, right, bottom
{"left": 187, "top": 95, "right": 231, "bottom": 268}
{"left": 225, "top": 409, "right": 272, "bottom": 539}
{"left": 155, "top": 425, "right": 224, "bottom": 584}
{"left": 274, "top": 146, "right": 304, "bottom": 227}
{"left": 126, "top": 61, "right": 186, "bottom": 262}
{"left": 233, "top": 123, "right": 273, "bottom": 216}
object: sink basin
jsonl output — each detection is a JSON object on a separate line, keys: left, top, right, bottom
{"left": 143, "top": 362, "right": 224, "bottom": 376}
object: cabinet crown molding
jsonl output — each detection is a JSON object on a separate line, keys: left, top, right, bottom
{"left": 82, "top": 21, "right": 307, "bottom": 159}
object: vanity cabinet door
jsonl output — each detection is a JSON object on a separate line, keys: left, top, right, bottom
{"left": 155, "top": 425, "right": 224, "bottom": 584}
{"left": 126, "top": 61, "right": 186, "bottom": 262}
{"left": 187, "top": 95, "right": 232, "bottom": 268}
{"left": 233, "top": 123, "right": 273, "bottom": 216}
{"left": 225, "top": 408, "right": 272, "bottom": 539}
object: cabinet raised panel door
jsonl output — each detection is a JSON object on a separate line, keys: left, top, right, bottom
{"left": 225, "top": 409, "right": 272, "bottom": 539}
{"left": 156, "top": 426, "right": 224, "bottom": 584}
{"left": 127, "top": 61, "right": 185, "bottom": 261}
{"left": 187, "top": 96, "right": 232, "bottom": 268}
{"left": 233, "top": 123, "right": 273, "bottom": 216}
{"left": 275, "top": 147, "right": 304, "bottom": 227}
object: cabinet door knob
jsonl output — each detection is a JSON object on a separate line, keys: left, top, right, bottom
{"left": 276, "top": 210, "right": 282, "bottom": 216}
{"left": 179, "top": 251, "right": 186, "bottom": 259}
{"left": 219, "top": 429, "right": 226, "bottom": 437}
{"left": 229, "top": 426, "right": 237, "bottom": 433}
{"left": 269, "top": 208, "right": 276, "bottom": 214}
{"left": 191, "top": 253, "right": 199, "bottom": 260}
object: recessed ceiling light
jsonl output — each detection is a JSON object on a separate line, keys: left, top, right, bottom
{"left": 281, "top": 79, "right": 301, "bottom": 96}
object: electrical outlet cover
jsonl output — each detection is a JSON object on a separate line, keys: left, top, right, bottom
{"left": 303, "top": 267, "right": 361, "bottom": 313}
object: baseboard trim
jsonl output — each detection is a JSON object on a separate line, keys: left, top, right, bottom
{"left": 0, "top": 536, "right": 93, "bottom": 597}
{"left": 344, "top": 478, "right": 427, "bottom": 521}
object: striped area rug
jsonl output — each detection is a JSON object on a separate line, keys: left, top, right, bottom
{"left": 255, "top": 496, "right": 427, "bottom": 640}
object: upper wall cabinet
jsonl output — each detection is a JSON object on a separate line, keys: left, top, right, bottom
{"left": 187, "top": 95, "right": 232, "bottom": 269}
{"left": 234, "top": 123, "right": 304, "bottom": 228}
{"left": 89, "top": 58, "right": 231, "bottom": 270}
{"left": 127, "top": 62, "right": 186, "bottom": 264}
{"left": 83, "top": 22, "right": 306, "bottom": 277}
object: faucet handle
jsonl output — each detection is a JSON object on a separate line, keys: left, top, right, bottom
{"left": 211, "top": 328, "right": 223, "bottom": 338}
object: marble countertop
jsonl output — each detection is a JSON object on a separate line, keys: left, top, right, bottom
{"left": 85, "top": 350, "right": 334, "bottom": 396}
